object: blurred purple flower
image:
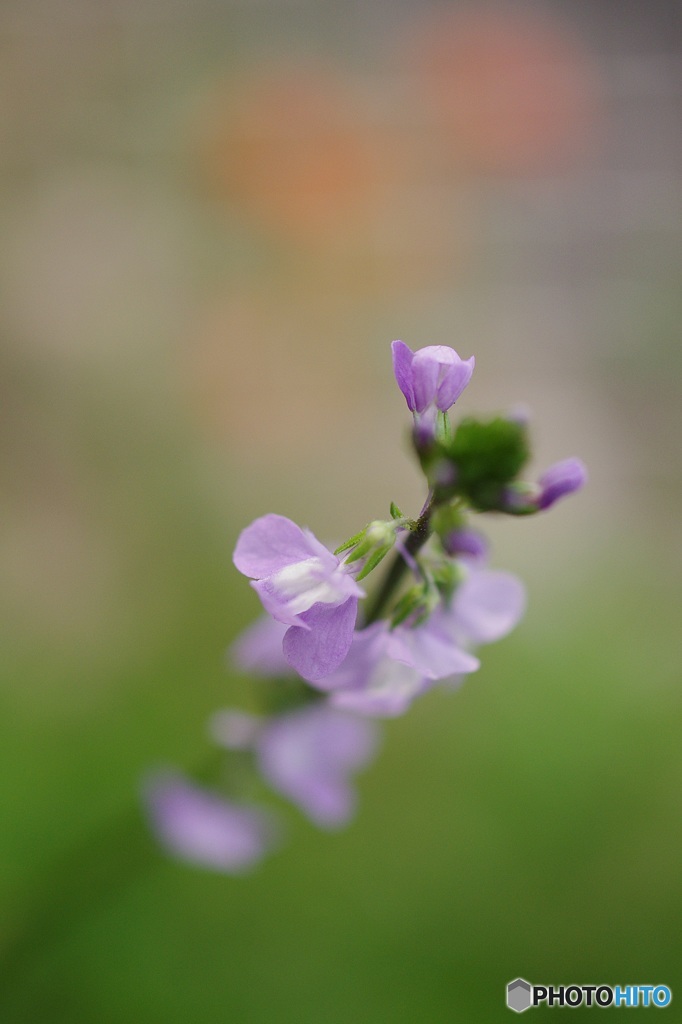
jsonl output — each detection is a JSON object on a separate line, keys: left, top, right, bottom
{"left": 311, "top": 624, "right": 420, "bottom": 716}
{"left": 315, "top": 567, "right": 523, "bottom": 715}
{"left": 537, "top": 457, "right": 587, "bottom": 510}
{"left": 233, "top": 514, "right": 364, "bottom": 682}
{"left": 315, "top": 618, "right": 478, "bottom": 717}
{"left": 399, "top": 567, "right": 526, "bottom": 696}
{"left": 438, "top": 566, "right": 526, "bottom": 647}
{"left": 143, "top": 773, "right": 278, "bottom": 873}
{"left": 230, "top": 615, "right": 291, "bottom": 677}
{"left": 228, "top": 567, "right": 523, "bottom": 718}
{"left": 441, "top": 526, "right": 489, "bottom": 561}
{"left": 212, "top": 705, "right": 378, "bottom": 828}
{"left": 257, "top": 705, "right": 378, "bottom": 828}
{"left": 386, "top": 618, "right": 480, "bottom": 677}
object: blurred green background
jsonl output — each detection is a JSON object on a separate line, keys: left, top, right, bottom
{"left": 1, "top": 0, "right": 681, "bottom": 1020}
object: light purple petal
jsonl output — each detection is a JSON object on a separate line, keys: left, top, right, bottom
{"left": 392, "top": 342, "right": 475, "bottom": 415}
{"left": 282, "top": 596, "right": 358, "bottom": 682}
{"left": 320, "top": 624, "right": 427, "bottom": 716}
{"left": 435, "top": 355, "right": 475, "bottom": 411}
{"left": 252, "top": 557, "right": 362, "bottom": 628}
{"left": 386, "top": 622, "right": 480, "bottom": 679}
{"left": 391, "top": 340, "right": 416, "bottom": 410}
{"left": 251, "top": 576, "right": 313, "bottom": 628}
{"left": 451, "top": 570, "right": 526, "bottom": 645}
{"left": 330, "top": 657, "right": 426, "bottom": 717}
{"left": 230, "top": 615, "right": 291, "bottom": 676}
{"left": 257, "top": 705, "right": 378, "bottom": 828}
{"left": 233, "top": 514, "right": 323, "bottom": 579}
{"left": 441, "top": 527, "right": 489, "bottom": 561}
{"left": 537, "top": 457, "right": 588, "bottom": 510}
{"left": 412, "top": 406, "right": 439, "bottom": 448}
{"left": 408, "top": 346, "right": 475, "bottom": 413}
{"left": 143, "top": 773, "right": 278, "bottom": 873}
{"left": 311, "top": 622, "right": 386, "bottom": 693}
{"left": 411, "top": 348, "right": 442, "bottom": 413}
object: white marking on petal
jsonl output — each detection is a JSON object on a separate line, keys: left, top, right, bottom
{"left": 270, "top": 558, "right": 351, "bottom": 616}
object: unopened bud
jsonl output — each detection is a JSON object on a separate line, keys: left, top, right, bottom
{"left": 501, "top": 481, "right": 541, "bottom": 515}
{"left": 442, "top": 527, "right": 489, "bottom": 561}
{"left": 537, "top": 458, "right": 587, "bottom": 510}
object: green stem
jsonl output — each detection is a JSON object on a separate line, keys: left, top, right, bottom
{"left": 363, "top": 492, "right": 435, "bottom": 625}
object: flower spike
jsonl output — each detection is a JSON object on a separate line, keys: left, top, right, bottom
{"left": 145, "top": 339, "right": 585, "bottom": 873}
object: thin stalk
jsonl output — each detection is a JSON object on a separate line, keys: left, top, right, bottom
{"left": 363, "top": 492, "right": 434, "bottom": 625}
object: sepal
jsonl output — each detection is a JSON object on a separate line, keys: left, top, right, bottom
{"left": 337, "top": 520, "right": 400, "bottom": 581}
{"left": 390, "top": 579, "right": 440, "bottom": 628}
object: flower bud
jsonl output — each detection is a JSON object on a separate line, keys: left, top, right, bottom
{"left": 442, "top": 527, "right": 489, "bottom": 561}
{"left": 337, "top": 519, "right": 399, "bottom": 582}
{"left": 500, "top": 480, "right": 542, "bottom": 516}
{"left": 537, "top": 457, "right": 587, "bottom": 510}
{"left": 392, "top": 340, "right": 474, "bottom": 415}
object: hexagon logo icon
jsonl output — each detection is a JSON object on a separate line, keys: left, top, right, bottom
{"left": 507, "top": 978, "right": 532, "bottom": 1013}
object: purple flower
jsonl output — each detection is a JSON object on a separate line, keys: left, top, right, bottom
{"left": 391, "top": 340, "right": 474, "bottom": 415}
{"left": 537, "top": 458, "right": 587, "bottom": 511}
{"left": 230, "top": 615, "right": 292, "bottom": 677}
{"left": 325, "top": 625, "right": 428, "bottom": 717}
{"left": 371, "top": 572, "right": 522, "bottom": 695}
{"left": 143, "top": 772, "right": 278, "bottom": 873}
{"left": 259, "top": 705, "right": 378, "bottom": 828}
{"left": 318, "top": 566, "right": 523, "bottom": 716}
{"left": 233, "top": 514, "right": 364, "bottom": 682}
{"left": 212, "top": 705, "right": 378, "bottom": 828}
{"left": 386, "top": 618, "right": 481, "bottom": 677}
{"left": 436, "top": 566, "right": 526, "bottom": 648}
{"left": 315, "top": 620, "right": 479, "bottom": 718}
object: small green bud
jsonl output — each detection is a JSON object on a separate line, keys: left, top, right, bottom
{"left": 390, "top": 579, "right": 439, "bottom": 628}
{"left": 409, "top": 583, "right": 440, "bottom": 627}
{"left": 432, "top": 504, "right": 466, "bottom": 544}
{"left": 365, "top": 520, "right": 396, "bottom": 546}
{"left": 389, "top": 501, "right": 404, "bottom": 520}
{"left": 430, "top": 559, "right": 465, "bottom": 602}
{"left": 444, "top": 416, "right": 530, "bottom": 511}
{"left": 338, "top": 520, "right": 398, "bottom": 578}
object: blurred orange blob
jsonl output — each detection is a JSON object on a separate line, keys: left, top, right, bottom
{"left": 183, "top": 290, "right": 355, "bottom": 458}
{"left": 404, "top": 4, "right": 602, "bottom": 176}
{"left": 196, "top": 63, "right": 391, "bottom": 242}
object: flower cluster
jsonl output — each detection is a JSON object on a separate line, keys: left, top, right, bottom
{"left": 145, "top": 340, "right": 586, "bottom": 871}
